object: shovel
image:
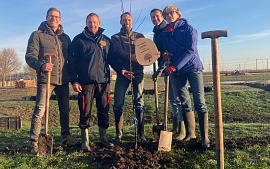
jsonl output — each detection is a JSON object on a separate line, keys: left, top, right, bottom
{"left": 158, "top": 75, "right": 172, "bottom": 152}
{"left": 38, "top": 54, "right": 53, "bottom": 156}
{"left": 152, "top": 63, "right": 164, "bottom": 142}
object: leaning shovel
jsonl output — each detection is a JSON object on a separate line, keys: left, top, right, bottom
{"left": 38, "top": 54, "right": 54, "bottom": 156}
{"left": 158, "top": 75, "right": 172, "bottom": 152}
{"left": 152, "top": 63, "right": 164, "bottom": 142}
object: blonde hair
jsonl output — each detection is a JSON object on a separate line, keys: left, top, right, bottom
{"left": 162, "top": 5, "right": 182, "bottom": 17}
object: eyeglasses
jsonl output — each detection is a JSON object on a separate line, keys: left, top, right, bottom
{"left": 48, "top": 15, "right": 61, "bottom": 19}
{"left": 165, "top": 11, "right": 177, "bottom": 16}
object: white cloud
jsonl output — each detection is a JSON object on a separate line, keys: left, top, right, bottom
{"left": 226, "top": 29, "right": 270, "bottom": 44}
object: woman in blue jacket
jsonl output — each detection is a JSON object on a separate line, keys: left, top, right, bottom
{"left": 162, "top": 5, "right": 210, "bottom": 148}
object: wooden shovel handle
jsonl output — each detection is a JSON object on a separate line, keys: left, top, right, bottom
{"left": 45, "top": 55, "right": 51, "bottom": 135}
{"left": 164, "top": 75, "right": 169, "bottom": 131}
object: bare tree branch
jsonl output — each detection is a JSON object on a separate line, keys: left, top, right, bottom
{"left": 0, "top": 48, "right": 21, "bottom": 87}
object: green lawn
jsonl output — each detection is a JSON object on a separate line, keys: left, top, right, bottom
{"left": 0, "top": 82, "right": 270, "bottom": 168}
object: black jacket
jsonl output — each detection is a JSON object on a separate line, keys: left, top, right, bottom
{"left": 109, "top": 28, "right": 144, "bottom": 75}
{"left": 69, "top": 27, "right": 111, "bottom": 84}
{"left": 153, "top": 20, "right": 167, "bottom": 68}
{"left": 25, "top": 21, "right": 71, "bottom": 85}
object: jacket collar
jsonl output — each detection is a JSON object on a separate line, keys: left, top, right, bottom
{"left": 83, "top": 26, "right": 104, "bottom": 41}
{"left": 153, "top": 20, "right": 167, "bottom": 33}
{"left": 38, "top": 21, "right": 64, "bottom": 35}
{"left": 120, "top": 27, "right": 133, "bottom": 36}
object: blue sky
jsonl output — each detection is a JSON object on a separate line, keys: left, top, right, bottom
{"left": 1, "top": 0, "right": 270, "bottom": 72}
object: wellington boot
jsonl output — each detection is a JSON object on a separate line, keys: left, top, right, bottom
{"left": 136, "top": 111, "right": 146, "bottom": 142}
{"left": 112, "top": 114, "right": 124, "bottom": 143}
{"left": 198, "top": 112, "right": 210, "bottom": 148}
{"left": 30, "top": 140, "right": 39, "bottom": 156}
{"left": 61, "top": 135, "right": 76, "bottom": 147}
{"left": 171, "top": 116, "right": 178, "bottom": 133}
{"left": 99, "top": 127, "right": 114, "bottom": 147}
{"left": 175, "top": 121, "right": 186, "bottom": 141}
{"left": 81, "top": 128, "right": 90, "bottom": 152}
{"left": 183, "top": 111, "right": 196, "bottom": 141}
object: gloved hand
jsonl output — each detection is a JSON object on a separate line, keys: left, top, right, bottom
{"left": 152, "top": 67, "right": 163, "bottom": 81}
{"left": 122, "top": 69, "right": 134, "bottom": 80}
{"left": 163, "top": 51, "right": 174, "bottom": 61}
{"left": 162, "top": 66, "right": 176, "bottom": 76}
{"left": 162, "top": 52, "right": 171, "bottom": 62}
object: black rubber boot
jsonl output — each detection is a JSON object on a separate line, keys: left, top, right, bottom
{"left": 136, "top": 111, "right": 146, "bottom": 142}
{"left": 99, "top": 127, "right": 114, "bottom": 147}
{"left": 112, "top": 114, "right": 124, "bottom": 143}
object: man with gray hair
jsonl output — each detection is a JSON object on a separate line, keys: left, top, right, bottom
{"left": 25, "top": 7, "right": 75, "bottom": 155}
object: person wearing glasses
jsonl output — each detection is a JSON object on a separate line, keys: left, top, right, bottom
{"left": 161, "top": 5, "right": 210, "bottom": 148}
{"left": 25, "top": 7, "right": 75, "bottom": 156}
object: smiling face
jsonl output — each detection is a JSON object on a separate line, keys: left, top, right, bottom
{"left": 150, "top": 10, "right": 164, "bottom": 26}
{"left": 46, "top": 10, "right": 61, "bottom": 32}
{"left": 164, "top": 10, "right": 180, "bottom": 23}
{"left": 120, "top": 13, "right": 133, "bottom": 32}
{"left": 86, "top": 15, "right": 100, "bottom": 34}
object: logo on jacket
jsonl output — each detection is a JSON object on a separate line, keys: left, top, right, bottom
{"left": 99, "top": 40, "right": 107, "bottom": 48}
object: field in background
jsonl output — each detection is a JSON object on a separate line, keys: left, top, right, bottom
{"left": 0, "top": 72, "right": 269, "bottom": 168}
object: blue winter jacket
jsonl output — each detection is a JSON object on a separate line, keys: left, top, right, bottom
{"left": 69, "top": 27, "right": 111, "bottom": 84}
{"left": 163, "top": 18, "right": 204, "bottom": 73}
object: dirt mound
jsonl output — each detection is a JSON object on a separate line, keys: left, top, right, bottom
{"left": 89, "top": 142, "right": 177, "bottom": 169}
{"left": 1, "top": 136, "right": 270, "bottom": 168}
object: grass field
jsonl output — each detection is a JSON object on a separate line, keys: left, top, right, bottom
{"left": 0, "top": 73, "right": 269, "bottom": 168}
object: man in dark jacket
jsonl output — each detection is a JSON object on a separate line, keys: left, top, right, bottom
{"left": 69, "top": 13, "right": 113, "bottom": 151}
{"left": 109, "top": 12, "right": 145, "bottom": 143}
{"left": 25, "top": 7, "right": 74, "bottom": 155}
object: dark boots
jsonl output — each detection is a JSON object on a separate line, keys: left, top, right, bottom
{"left": 81, "top": 128, "right": 90, "bottom": 152}
{"left": 175, "top": 121, "right": 186, "bottom": 141}
{"left": 198, "top": 112, "right": 210, "bottom": 148}
{"left": 30, "top": 140, "right": 39, "bottom": 156}
{"left": 171, "top": 116, "right": 178, "bottom": 133}
{"left": 99, "top": 127, "right": 114, "bottom": 147}
{"left": 136, "top": 111, "right": 146, "bottom": 141}
{"left": 113, "top": 114, "right": 124, "bottom": 143}
{"left": 183, "top": 111, "right": 196, "bottom": 141}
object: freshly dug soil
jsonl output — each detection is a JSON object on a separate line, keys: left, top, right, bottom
{"left": 1, "top": 136, "right": 270, "bottom": 168}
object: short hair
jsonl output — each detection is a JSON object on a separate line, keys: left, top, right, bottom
{"left": 46, "top": 7, "right": 61, "bottom": 18}
{"left": 120, "top": 12, "right": 132, "bottom": 21}
{"left": 150, "top": 9, "right": 163, "bottom": 15}
{"left": 86, "top": 13, "right": 100, "bottom": 23}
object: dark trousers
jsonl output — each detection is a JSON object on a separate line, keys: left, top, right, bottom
{"left": 78, "top": 83, "right": 110, "bottom": 129}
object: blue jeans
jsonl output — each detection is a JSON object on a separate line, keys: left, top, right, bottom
{"left": 171, "top": 72, "right": 208, "bottom": 114}
{"left": 29, "top": 83, "right": 70, "bottom": 141}
{"left": 167, "top": 75, "right": 183, "bottom": 121}
{"left": 113, "top": 73, "right": 144, "bottom": 117}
